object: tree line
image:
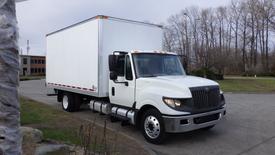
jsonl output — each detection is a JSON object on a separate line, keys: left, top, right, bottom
{"left": 164, "top": 0, "right": 275, "bottom": 75}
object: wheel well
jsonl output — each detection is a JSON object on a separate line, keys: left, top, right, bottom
{"left": 135, "top": 105, "right": 159, "bottom": 128}
{"left": 57, "top": 90, "right": 64, "bottom": 102}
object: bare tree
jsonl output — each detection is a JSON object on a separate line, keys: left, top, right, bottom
{"left": 164, "top": 0, "right": 275, "bottom": 75}
{"left": 163, "top": 27, "right": 174, "bottom": 52}
{"left": 259, "top": 0, "right": 274, "bottom": 72}
{"left": 0, "top": 0, "right": 21, "bottom": 154}
{"left": 230, "top": 0, "right": 241, "bottom": 57}
{"left": 189, "top": 7, "right": 200, "bottom": 65}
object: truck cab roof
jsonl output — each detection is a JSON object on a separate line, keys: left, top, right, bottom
{"left": 130, "top": 50, "right": 177, "bottom": 55}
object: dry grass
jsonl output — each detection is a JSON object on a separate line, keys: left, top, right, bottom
{"left": 22, "top": 139, "right": 36, "bottom": 155}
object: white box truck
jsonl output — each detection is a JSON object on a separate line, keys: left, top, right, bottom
{"left": 46, "top": 15, "right": 226, "bottom": 144}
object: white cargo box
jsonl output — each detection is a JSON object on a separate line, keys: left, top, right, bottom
{"left": 46, "top": 15, "right": 163, "bottom": 97}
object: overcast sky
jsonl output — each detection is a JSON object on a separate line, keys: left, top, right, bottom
{"left": 16, "top": 0, "right": 231, "bottom": 56}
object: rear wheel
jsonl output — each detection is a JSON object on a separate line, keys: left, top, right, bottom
{"left": 141, "top": 109, "right": 166, "bottom": 144}
{"left": 57, "top": 90, "right": 63, "bottom": 102}
{"left": 62, "top": 93, "right": 81, "bottom": 112}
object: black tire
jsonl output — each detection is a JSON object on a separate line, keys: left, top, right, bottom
{"left": 201, "top": 125, "right": 215, "bottom": 131}
{"left": 141, "top": 109, "right": 166, "bottom": 144}
{"left": 73, "top": 94, "right": 82, "bottom": 111}
{"left": 62, "top": 93, "right": 81, "bottom": 112}
{"left": 57, "top": 90, "right": 63, "bottom": 102}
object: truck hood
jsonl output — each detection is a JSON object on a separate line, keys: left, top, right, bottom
{"left": 151, "top": 75, "right": 219, "bottom": 88}
{"left": 136, "top": 75, "right": 219, "bottom": 98}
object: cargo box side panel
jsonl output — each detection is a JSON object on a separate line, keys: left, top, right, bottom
{"left": 98, "top": 19, "right": 163, "bottom": 97}
{"left": 46, "top": 20, "right": 99, "bottom": 96}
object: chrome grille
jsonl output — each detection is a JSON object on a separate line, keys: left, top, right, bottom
{"left": 190, "top": 86, "right": 220, "bottom": 110}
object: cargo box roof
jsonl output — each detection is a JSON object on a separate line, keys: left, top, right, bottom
{"left": 46, "top": 15, "right": 163, "bottom": 37}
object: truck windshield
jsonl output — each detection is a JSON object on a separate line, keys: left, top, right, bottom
{"left": 132, "top": 53, "right": 186, "bottom": 78}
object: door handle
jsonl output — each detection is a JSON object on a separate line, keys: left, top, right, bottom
{"left": 112, "top": 87, "right": 115, "bottom": 96}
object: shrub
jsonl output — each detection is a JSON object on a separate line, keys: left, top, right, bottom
{"left": 190, "top": 68, "right": 224, "bottom": 80}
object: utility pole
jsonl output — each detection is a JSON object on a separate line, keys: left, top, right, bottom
{"left": 27, "top": 40, "right": 30, "bottom": 55}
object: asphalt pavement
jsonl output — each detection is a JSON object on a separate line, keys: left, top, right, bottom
{"left": 19, "top": 79, "right": 275, "bottom": 155}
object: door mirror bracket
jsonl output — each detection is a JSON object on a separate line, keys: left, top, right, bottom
{"left": 110, "top": 72, "right": 129, "bottom": 86}
{"left": 113, "top": 80, "right": 129, "bottom": 86}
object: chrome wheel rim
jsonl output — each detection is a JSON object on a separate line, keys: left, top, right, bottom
{"left": 144, "top": 116, "right": 160, "bottom": 139}
{"left": 62, "top": 95, "right": 69, "bottom": 109}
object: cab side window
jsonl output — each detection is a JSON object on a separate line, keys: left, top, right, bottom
{"left": 125, "top": 56, "right": 133, "bottom": 80}
{"left": 116, "top": 55, "right": 125, "bottom": 76}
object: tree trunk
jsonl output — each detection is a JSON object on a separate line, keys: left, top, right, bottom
{"left": 242, "top": 16, "right": 247, "bottom": 73}
{"left": 235, "top": 21, "right": 238, "bottom": 57}
{"left": 265, "top": 18, "right": 269, "bottom": 72}
{"left": 254, "top": 27, "right": 258, "bottom": 67}
{"left": 0, "top": 0, "right": 21, "bottom": 154}
{"left": 262, "top": 18, "right": 265, "bottom": 68}
{"left": 185, "top": 21, "right": 189, "bottom": 72}
{"left": 250, "top": 15, "right": 255, "bottom": 68}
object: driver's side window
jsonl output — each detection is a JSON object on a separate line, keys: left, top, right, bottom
{"left": 125, "top": 56, "right": 133, "bottom": 80}
{"left": 116, "top": 55, "right": 133, "bottom": 80}
{"left": 116, "top": 55, "right": 125, "bottom": 77}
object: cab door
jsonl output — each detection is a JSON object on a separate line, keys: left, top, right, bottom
{"left": 109, "top": 54, "right": 135, "bottom": 107}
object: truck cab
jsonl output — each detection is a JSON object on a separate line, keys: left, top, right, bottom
{"left": 108, "top": 50, "right": 226, "bottom": 144}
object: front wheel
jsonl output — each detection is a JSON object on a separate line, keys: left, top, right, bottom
{"left": 141, "top": 109, "right": 166, "bottom": 144}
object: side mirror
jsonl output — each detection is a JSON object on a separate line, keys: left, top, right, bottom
{"left": 110, "top": 71, "right": 118, "bottom": 80}
{"left": 109, "top": 55, "right": 118, "bottom": 72}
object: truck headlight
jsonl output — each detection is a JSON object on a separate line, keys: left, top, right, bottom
{"left": 162, "top": 97, "right": 182, "bottom": 108}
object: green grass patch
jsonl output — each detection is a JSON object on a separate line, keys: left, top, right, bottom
{"left": 20, "top": 76, "right": 45, "bottom": 81}
{"left": 41, "top": 128, "right": 80, "bottom": 144}
{"left": 217, "top": 77, "right": 275, "bottom": 93}
{"left": 21, "top": 100, "right": 55, "bottom": 124}
{"left": 20, "top": 97, "right": 81, "bottom": 145}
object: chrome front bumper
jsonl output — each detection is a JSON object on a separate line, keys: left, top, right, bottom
{"left": 162, "top": 108, "right": 226, "bottom": 133}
